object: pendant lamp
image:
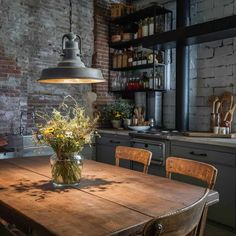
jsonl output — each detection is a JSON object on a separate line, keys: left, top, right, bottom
{"left": 38, "top": 0, "right": 105, "bottom": 84}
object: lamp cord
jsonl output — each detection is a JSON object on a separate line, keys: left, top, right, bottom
{"left": 69, "top": 0, "right": 72, "bottom": 32}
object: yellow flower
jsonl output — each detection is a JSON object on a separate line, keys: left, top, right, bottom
{"left": 43, "top": 128, "right": 54, "bottom": 135}
{"left": 56, "top": 134, "right": 64, "bottom": 138}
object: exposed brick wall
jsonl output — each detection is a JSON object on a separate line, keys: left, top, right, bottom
{"left": 93, "top": 0, "right": 125, "bottom": 106}
{"left": 0, "top": 0, "right": 94, "bottom": 134}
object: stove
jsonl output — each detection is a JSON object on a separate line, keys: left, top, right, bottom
{"left": 129, "top": 128, "right": 182, "bottom": 140}
{"left": 128, "top": 129, "right": 183, "bottom": 175}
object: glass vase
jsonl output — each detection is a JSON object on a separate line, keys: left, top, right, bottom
{"left": 50, "top": 153, "right": 83, "bottom": 187}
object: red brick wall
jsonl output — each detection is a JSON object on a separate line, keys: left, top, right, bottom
{"left": 0, "top": 47, "right": 21, "bottom": 81}
{"left": 93, "top": 0, "right": 124, "bottom": 105}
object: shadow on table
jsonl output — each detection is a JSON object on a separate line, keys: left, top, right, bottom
{"left": 2, "top": 177, "right": 124, "bottom": 201}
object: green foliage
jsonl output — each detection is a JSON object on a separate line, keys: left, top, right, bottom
{"left": 34, "top": 96, "right": 98, "bottom": 160}
{"left": 100, "top": 100, "right": 134, "bottom": 120}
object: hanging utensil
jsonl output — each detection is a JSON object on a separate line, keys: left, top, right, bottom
{"left": 215, "top": 101, "right": 221, "bottom": 114}
{"left": 224, "top": 103, "right": 236, "bottom": 122}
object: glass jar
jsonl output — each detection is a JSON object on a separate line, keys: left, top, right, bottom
{"left": 149, "top": 17, "right": 154, "bottom": 35}
{"left": 50, "top": 153, "right": 83, "bottom": 187}
{"left": 142, "top": 18, "right": 148, "bottom": 37}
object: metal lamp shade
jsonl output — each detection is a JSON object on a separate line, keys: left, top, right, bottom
{"left": 39, "top": 67, "right": 104, "bottom": 84}
{"left": 38, "top": 32, "right": 105, "bottom": 84}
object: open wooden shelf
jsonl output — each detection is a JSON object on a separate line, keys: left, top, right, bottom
{"left": 111, "top": 63, "right": 166, "bottom": 71}
{"left": 110, "top": 5, "right": 171, "bottom": 25}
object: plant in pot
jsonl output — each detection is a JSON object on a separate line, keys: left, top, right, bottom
{"left": 100, "top": 100, "right": 134, "bottom": 129}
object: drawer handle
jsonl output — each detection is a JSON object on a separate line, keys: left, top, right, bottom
{"left": 151, "top": 160, "right": 163, "bottom": 166}
{"left": 109, "top": 140, "right": 121, "bottom": 144}
{"left": 189, "top": 151, "right": 207, "bottom": 157}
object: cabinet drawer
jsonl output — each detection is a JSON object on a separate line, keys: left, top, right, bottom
{"left": 96, "top": 135, "right": 130, "bottom": 147}
{"left": 171, "top": 145, "right": 236, "bottom": 166}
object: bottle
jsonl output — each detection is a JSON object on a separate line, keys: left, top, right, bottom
{"left": 142, "top": 51, "right": 148, "bottom": 64}
{"left": 154, "top": 72, "right": 161, "bottom": 89}
{"left": 117, "top": 50, "right": 122, "bottom": 68}
{"left": 137, "top": 47, "right": 142, "bottom": 65}
{"left": 142, "top": 18, "right": 148, "bottom": 37}
{"left": 122, "top": 49, "right": 128, "bottom": 68}
{"left": 143, "top": 72, "right": 149, "bottom": 89}
{"left": 127, "top": 46, "right": 133, "bottom": 67}
{"left": 156, "top": 50, "right": 164, "bottom": 64}
{"left": 138, "top": 20, "right": 142, "bottom": 38}
{"left": 149, "top": 17, "right": 154, "bottom": 35}
{"left": 112, "top": 50, "right": 117, "bottom": 69}
{"left": 148, "top": 71, "right": 154, "bottom": 89}
{"left": 132, "top": 48, "right": 137, "bottom": 66}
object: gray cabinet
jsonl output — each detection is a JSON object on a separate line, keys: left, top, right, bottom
{"left": 170, "top": 140, "right": 236, "bottom": 231}
{"left": 95, "top": 133, "right": 131, "bottom": 166}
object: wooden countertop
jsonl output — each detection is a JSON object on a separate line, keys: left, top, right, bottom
{"left": 0, "top": 157, "right": 219, "bottom": 236}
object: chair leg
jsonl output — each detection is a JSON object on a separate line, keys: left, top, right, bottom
{"left": 198, "top": 207, "right": 209, "bottom": 236}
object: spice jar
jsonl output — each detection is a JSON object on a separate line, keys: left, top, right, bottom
{"left": 142, "top": 18, "right": 148, "bottom": 37}
{"left": 149, "top": 17, "right": 154, "bottom": 35}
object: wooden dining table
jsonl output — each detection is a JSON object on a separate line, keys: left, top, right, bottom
{"left": 0, "top": 156, "right": 219, "bottom": 236}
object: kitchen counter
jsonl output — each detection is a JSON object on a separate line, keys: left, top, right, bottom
{"left": 97, "top": 129, "right": 236, "bottom": 148}
{"left": 169, "top": 136, "right": 236, "bottom": 148}
{"left": 97, "top": 128, "right": 131, "bottom": 136}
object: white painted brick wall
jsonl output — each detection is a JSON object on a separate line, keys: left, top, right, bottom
{"left": 183, "top": 0, "right": 236, "bottom": 131}
{"left": 134, "top": 0, "right": 236, "bottom": 131}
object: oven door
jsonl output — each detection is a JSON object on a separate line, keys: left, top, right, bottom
{"left": 131, "top": 138, "right": 165, "bottom": 166}
{"left": 131, "top": 138, "right": 166, "bottom": 176}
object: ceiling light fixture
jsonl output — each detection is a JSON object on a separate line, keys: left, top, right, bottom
{"left": 38, "top": 0, "right": 105, "bottom": 84}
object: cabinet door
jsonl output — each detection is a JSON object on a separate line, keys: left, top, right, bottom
{"left": 207, "top": 163, "right": 236, "bottom": 227}
{"left": 95, "top": 134, "right": 131, "bottom": 167}
{"left": 96, "top": 144, "right": 116, "bottom": 165}
{"left": 170, "top": 143, "right": 236, "bottom": 228}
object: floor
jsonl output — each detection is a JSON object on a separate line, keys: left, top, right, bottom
{"left": 205, "top": 221, "right": 236, "bottom": 236}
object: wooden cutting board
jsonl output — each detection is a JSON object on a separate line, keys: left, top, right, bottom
{"left": 183, "top": 132, "right": 236, "bottom": 138}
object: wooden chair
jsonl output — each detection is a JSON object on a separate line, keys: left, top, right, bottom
{"left": 115, "top": 146, "right": 152, "bottom": 174}
{"left": 166, "top": 157, "right": 217, "bottom": 189}
{"left": 141, "top": 189, "right": 210, "bottom": 236}
{"left": 165, "top": 157, "right": 218, "bottom": 236}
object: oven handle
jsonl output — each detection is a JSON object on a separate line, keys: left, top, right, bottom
{"left": 131, "top": 139, "right": 164, "bottom": 147}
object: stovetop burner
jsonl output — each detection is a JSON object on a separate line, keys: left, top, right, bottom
{"left": 131, "top": 128, "right": 182, "bottom": 140}
{"left": 137, "top": 129, "right": 180, "bottom": 134}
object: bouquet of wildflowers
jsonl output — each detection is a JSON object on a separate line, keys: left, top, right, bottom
{"left": 35, "top": 97, "right": 98, "bottom": 159}
{"left": 34, "top": 96, "right": 98, "bottom": 185}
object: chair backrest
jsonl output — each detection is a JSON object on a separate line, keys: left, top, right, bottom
{"left": 166, "top": 157, "right": 218, "bottom": 189}
{"left": 115, "top": 146, "right": 152, "bottom": 174}
{"left": 142, "top": 189, "right": 210, "bottom": 236}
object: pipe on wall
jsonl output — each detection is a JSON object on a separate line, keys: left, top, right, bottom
{"left": 175, "top": 0, "right": 190, "bottom": 131}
